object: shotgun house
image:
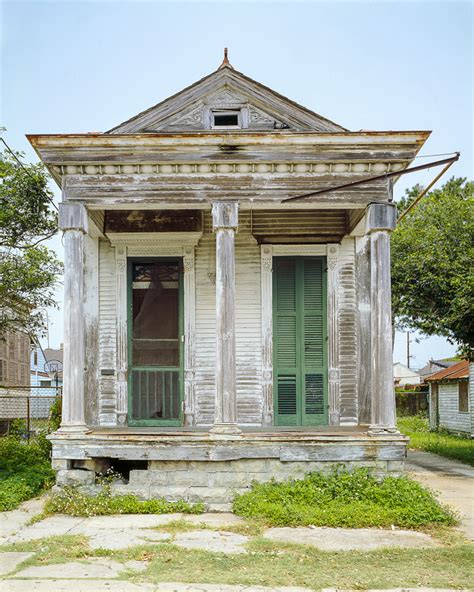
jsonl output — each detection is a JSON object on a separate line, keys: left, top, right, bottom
{"left": 427, "top": 360, "right": 473, "bottom": 436}
{"left": 29, "top": 54, "right": 429, "bottom": 508}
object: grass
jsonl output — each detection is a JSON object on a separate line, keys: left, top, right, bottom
{"left": 0, "top": 435, "right": 54, "bottom": 511}
{"left": 232, "top": 467, "right": 456, "bottom": 529}
{"left": 399, "top": 415, "right": 474, "bottom": 466}
{"left": 2, "top": 533, "right": 473, "bottom": 590}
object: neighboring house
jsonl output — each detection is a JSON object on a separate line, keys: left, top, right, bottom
{"left": 43, "top": 346, "right": 64, "bottom": 387}
{"left": 426, "top": 360, "right": 473, "bottom": 436}
{"left": 393, "top": 362, "right": 422, "bottom": 387}
{"left": 418, "top": 358, "right": 459, "bottom": 383}
{"left": 0, "top": 331, "right": 30, "bottom": 387}
{"left": 31, "top": 344, "right": 51, "bottom": 388}
{"left": 30, "top": 343, "right": 63, "bottom": 419}
{"left": 0, "top": 331, "right": 31, "bottom": 426}
{"left": 29, "top": 53, "right": 430, "bottom": 506}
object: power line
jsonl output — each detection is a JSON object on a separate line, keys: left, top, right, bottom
{"left": 0, "top": 136, "right": 59, "bottom": 212}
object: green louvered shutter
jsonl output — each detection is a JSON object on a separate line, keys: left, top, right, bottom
{"left": 274, "top": 258, "right": 299, "bottom": 425}
{"left": 273, "top": 257, "right": 327, "bottom": 426}
{"left": 302, "top": 258, "right": 327, "bottom": 425}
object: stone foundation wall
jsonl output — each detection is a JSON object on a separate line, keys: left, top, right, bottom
{"left": 53, "top": 457, "right": 405, "bottom": 512}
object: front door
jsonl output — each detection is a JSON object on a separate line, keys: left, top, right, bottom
{"left": 128, "top": 258, "right": 183, "bottom": 426}
{"left": 273, "top": 257, "right": 328, "bottom": 426}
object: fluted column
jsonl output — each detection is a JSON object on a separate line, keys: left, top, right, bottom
{"left": 58, "top": 202, "right": 88, "bottom": 432}
{"left": 210, "top": 201, "right": 241, "bottom": 435}
{"left": 367, "top": 203, "right": 398, "bottom": 433}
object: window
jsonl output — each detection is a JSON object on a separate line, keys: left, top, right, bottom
{"left": 458, "top": 382, "right": 469, "bottom": 413}
{"left": 34, "top": 350, "right": 38, "bottom": 366}
{"left": 211, "top": 109, "right": 241, "bottom": 129}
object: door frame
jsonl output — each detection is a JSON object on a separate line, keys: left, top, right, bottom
{"left": 127, "top": 256, "right": 184, "bottom": 426}
{"left": 260, "top": 244, "right": 341, "bottom": 427}
{"left": 108, "top": 232, "right": 201, "bottom": 427}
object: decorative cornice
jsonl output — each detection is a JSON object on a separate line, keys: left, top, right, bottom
{"left": 106, "top": 231, "right": 202, "bottom": 248}
{"left": 53, "top": 161, "right": 406, "bottom": 177}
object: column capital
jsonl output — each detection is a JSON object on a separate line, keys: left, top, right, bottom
{"left": 212, "top": 201, "right": 239, "bottom": 231}
{"left": 59, "top": 203, "right": 89, "bottom": 233}
{"left": 365, "top": 203, "right": 396, "bottom": 234}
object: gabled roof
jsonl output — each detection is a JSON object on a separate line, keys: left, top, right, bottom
{"left": 425, "top": 359, "right": 469, "bottom": 382}
{"left": 44, "top": 348, "right": 63, "bottom": 364}
{"left": 106, "top": 63, "right": 347, "bottom": 134}
{"left": 418, "top": 358, "right": 459, "bottom": 377}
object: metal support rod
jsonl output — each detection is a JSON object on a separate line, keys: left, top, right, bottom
{"left": 282, "top": 153, "right": 460, "bottom": 202}
{"left": 397, "top": 158, "right": 458, "bottom": 221}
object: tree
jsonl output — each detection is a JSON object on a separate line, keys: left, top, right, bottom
{"left": 391, "top": 177, "right": 474, "bottom": 357}
{"left": 0, "top": 149, "right": 62, "bottom": 337}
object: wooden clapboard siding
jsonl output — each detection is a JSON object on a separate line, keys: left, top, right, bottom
{"left": 438, "top": 382, "right": 472, "bottom": 434}
{"left": 337, "top": 238, "right": 358, "bottom": 425}
{"left": 252, "top": 210, "right": 348, "bottom": 243}
{"left": 235, "top": 214, "right": 262, "bottom": 424}
{"left": 194, "top": 212, "right": 262, "bottom": 426}
{"left": 98, "top": 239, "right": 117, "bottom": 425}
{"left": 193, "top": 227, "right": 216, "bottom": 425}
{"left": 83, "top": 234, "right": 100, "bottom": 426}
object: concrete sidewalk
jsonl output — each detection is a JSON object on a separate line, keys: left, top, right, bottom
{"left": 406, "top": 449, "right": 474, "bottom": 540}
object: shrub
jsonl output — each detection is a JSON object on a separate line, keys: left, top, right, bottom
{"left": 0, "top": 436, "right": 54, "bottom": 511}
{"left": 45, "top": 482, "right": 204, "bottom": 517}
{"left": 233, "top": 467, "right": 456, "bottom": 529}
{"left": 48, "top": 397, "right": 62, "bottom": 432}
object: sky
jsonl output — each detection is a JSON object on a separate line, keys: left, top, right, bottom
{"left": 1, "top": 0, "right": 472, "bottom": 368}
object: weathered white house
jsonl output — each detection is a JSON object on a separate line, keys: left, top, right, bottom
{"left": 427, "top": 360, "right": 473, "bottom": 436}
{"left": 393, "top": 362, "right": 421, "bottom": 387}
{"left": 29, "top": 55, "right": 430, "bottom": 507}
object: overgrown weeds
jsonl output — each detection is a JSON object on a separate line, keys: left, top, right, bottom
{"left": 44, "top": 481, "right": 204, "bottom": 517}
{"left": 232, "top": 467, "right": 457, "bottom": 529}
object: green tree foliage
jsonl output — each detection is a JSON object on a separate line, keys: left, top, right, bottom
{"left": 391, "top": 177, "right": 474, "bottom": 356}
{"left": 0, "top": 150, "right": 62, "bottom": 336}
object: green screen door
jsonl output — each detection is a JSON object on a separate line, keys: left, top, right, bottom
{"left": 128, "top": 259, "right": 184, "bottom": 426}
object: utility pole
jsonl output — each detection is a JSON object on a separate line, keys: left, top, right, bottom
{"left": 406, "top": 331, "right": 411, "bottom": 369}
{"left": 46, "top": 313, "right": 50, "bottom": 349}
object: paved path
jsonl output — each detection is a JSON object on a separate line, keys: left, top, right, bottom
{"left": 406, "top": 449, "right": 474, "bottom": 540}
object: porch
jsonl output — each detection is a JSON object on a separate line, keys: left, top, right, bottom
{"left": 50, "top": 426, "right": 407, "bottom": 510}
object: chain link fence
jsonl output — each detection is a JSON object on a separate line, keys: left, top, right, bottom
{"left": 0, "top": 385, "right": 62, "bottom": 436}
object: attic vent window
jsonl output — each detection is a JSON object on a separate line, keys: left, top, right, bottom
{"left": 212, "top": 110, "right": 241, "bottom": 129}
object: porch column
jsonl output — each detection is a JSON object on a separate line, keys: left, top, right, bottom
{"left": 210, "top": 201, "right": 241, "bottom": 435}
{"left": 58, "top": 203, "right": 88, "bottom": 432}
{"left": 367, "top": 203, "right": 398, "bottom": 433}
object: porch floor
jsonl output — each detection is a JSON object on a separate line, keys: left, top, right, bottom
{"left": 62, "top": 424, "right": 405, "bottom": 444}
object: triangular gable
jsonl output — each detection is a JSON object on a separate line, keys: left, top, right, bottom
{"left": 107, "top": 65, "right": 347, "bottom": 134}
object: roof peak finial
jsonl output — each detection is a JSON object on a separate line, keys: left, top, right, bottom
{"left": 219, "top": 47, "right": 233, "bottom": 69}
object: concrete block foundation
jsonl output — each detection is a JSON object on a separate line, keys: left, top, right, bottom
{"left": 50, "top": 429, "right": 408, "bottom": 511}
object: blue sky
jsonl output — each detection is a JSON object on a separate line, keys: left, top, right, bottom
{"left": 1, "top": 0, "right": 472, "bottom": 367}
